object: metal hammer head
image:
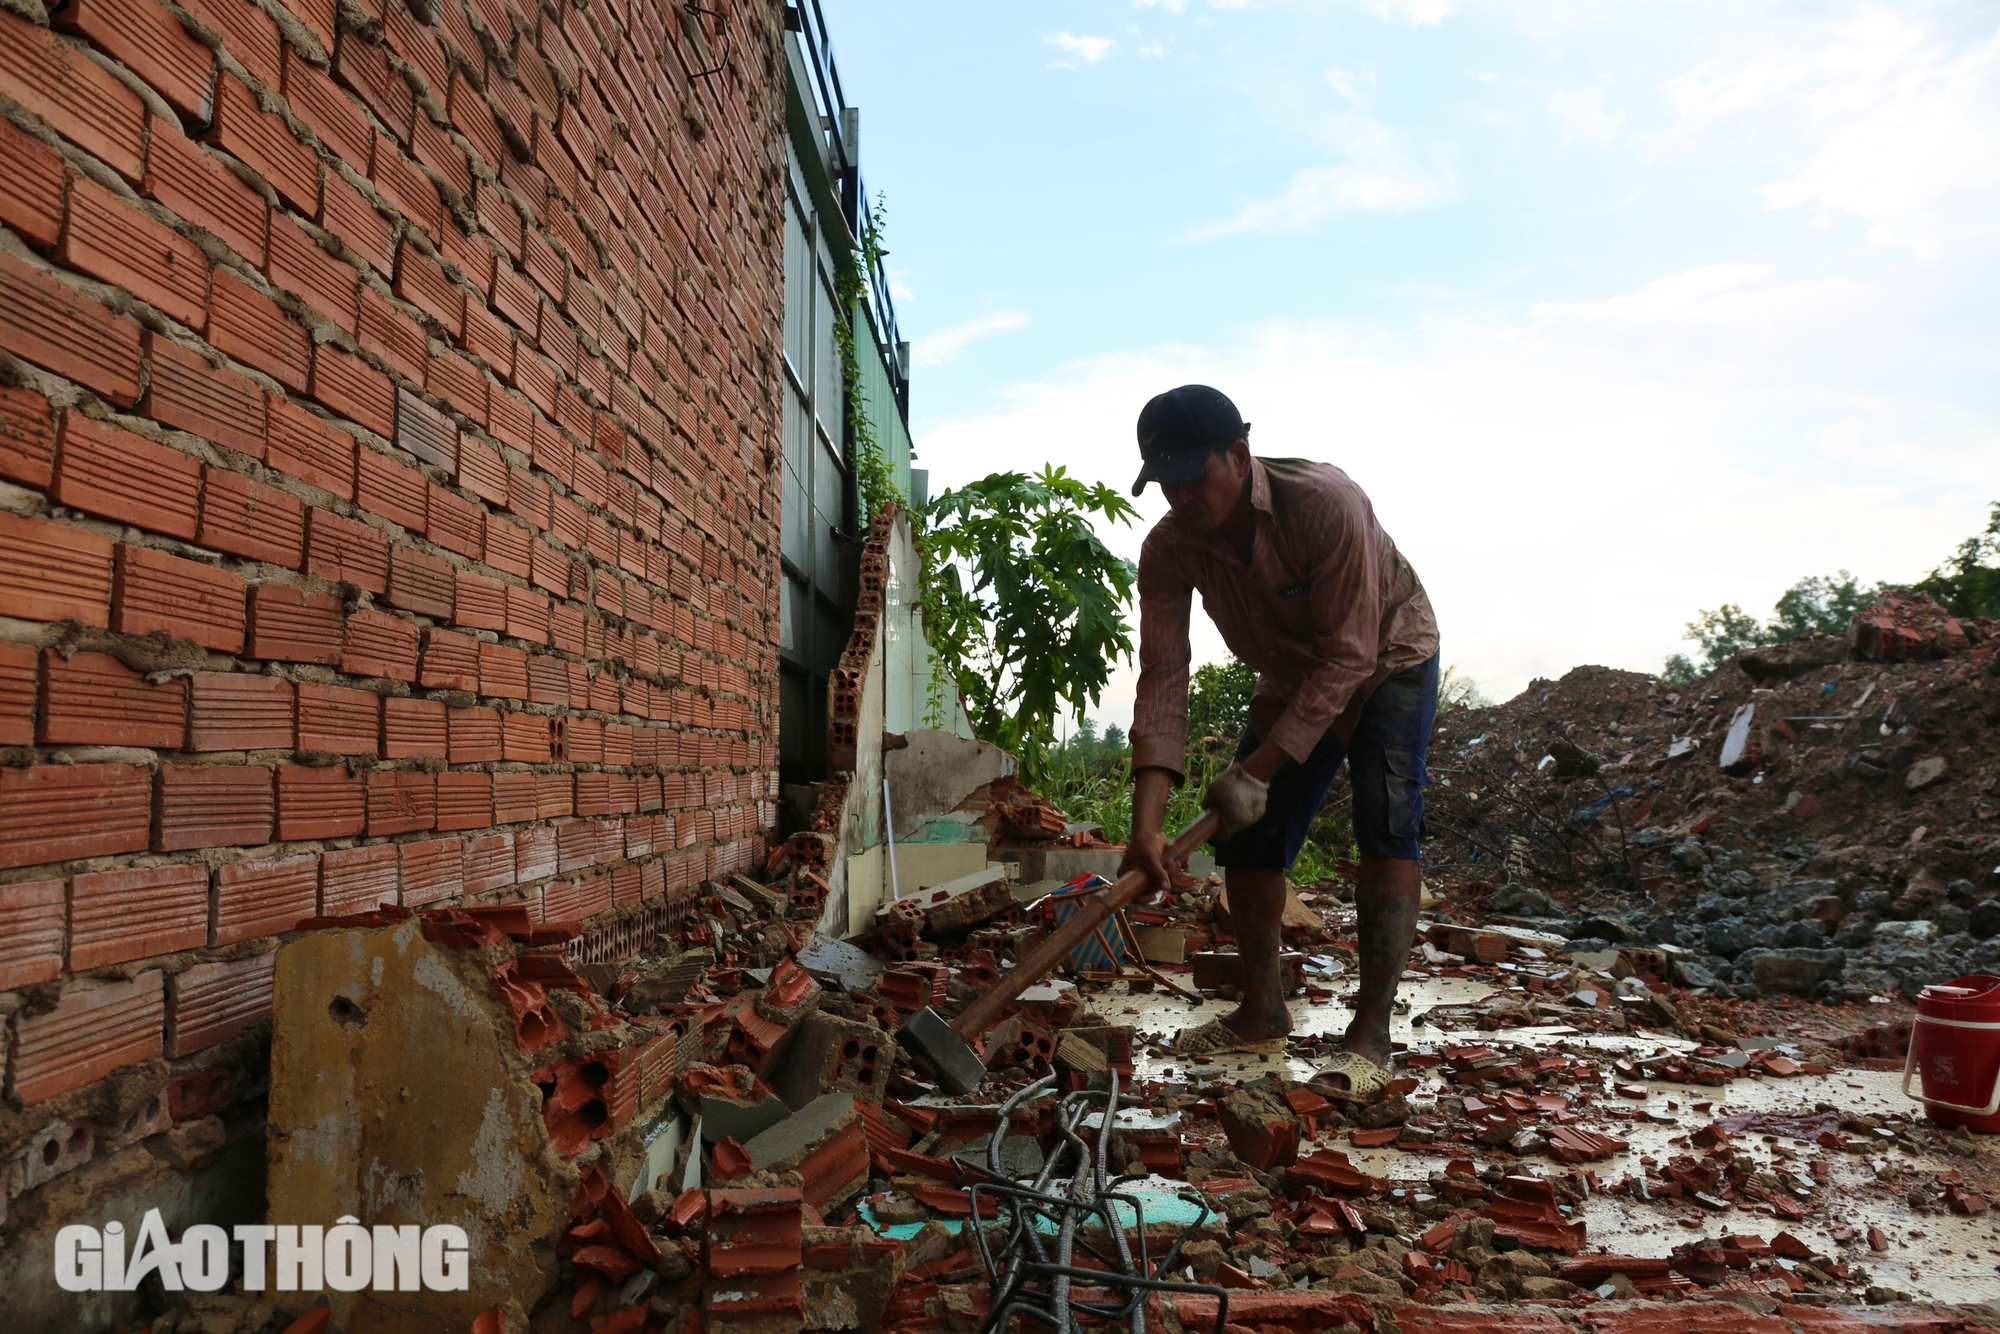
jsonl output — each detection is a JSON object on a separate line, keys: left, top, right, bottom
{"left": 896, "top": 1006, "right": 987, "bottom": 1097}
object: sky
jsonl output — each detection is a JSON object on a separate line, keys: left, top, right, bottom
{"left": 823, "top": 0, "right": 2000, "bottom": 727}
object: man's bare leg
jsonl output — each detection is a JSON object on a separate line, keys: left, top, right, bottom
{"left": 1216, "top": 865, "right": 1293, "bottom": 1042}
{"left": 1339, "top": 854, "right": 1422, "bottom": 1067}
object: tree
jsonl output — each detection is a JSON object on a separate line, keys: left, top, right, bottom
{"left": 920, "top": 467, "right": 1139, "bottom": 781}
{"left": 1913, "top": 502, "right": 2000, "bottom": 620}
{"left": 1683, "top": 602, "right": 1771, "bottom": 670}
{"left": 1770, "top": 571, "right": 1871, "bottom": 638}
{"left": 1186, "top": 658, "right": 1257, "bottom": 753}
{"left": 1437, "top": 665, "right": 1491, "bottom": 714}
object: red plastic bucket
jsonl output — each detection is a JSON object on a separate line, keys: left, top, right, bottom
{"left": 1904, "top": 974, "right": 2000, "bottom": 1131}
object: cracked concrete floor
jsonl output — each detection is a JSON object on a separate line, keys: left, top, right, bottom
{"left": 1096, "top": 973, "right": 2000, "bottom": 1303}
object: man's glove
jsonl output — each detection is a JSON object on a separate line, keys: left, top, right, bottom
{"left": 1202, "top": 763, "right": 1269, "bottom": 839}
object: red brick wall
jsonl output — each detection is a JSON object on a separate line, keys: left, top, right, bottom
{"left": 0, "top": 0, "right": 784, "bottom": 1111}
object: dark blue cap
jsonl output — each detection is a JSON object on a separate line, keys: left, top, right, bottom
{"left": 1132, "top": 385, "right": 1249, "bottom": 495}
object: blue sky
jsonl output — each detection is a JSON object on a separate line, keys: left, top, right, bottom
{"left": 827, "top": 0, "right": 2000, "bottom": 721}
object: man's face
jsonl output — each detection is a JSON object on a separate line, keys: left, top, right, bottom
{"left": 1160, "top": 441, "right": 1247, "bottom": 533}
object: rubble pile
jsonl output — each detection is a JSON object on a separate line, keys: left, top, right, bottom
{"left": 1420, "top": 591, "right": 2000, "bottom": 1002}
{"left": 137, "top": 589, "right": 2000, "bottom": 1333}
{"left": 229, "top": 789, "right": 2000, "bottom": 1332}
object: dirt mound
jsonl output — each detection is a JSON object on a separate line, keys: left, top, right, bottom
{"left": 1423, "top": 594, "right": 2000, "bottom": 999}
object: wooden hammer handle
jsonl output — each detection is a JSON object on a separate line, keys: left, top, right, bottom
{"left": 951, "top": 808, "right": 1220, "bottom": 1041}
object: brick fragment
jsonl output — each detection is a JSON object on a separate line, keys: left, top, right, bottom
{"left": 0, "top": 250, "right": 143, "bottom": 405}
{"left": 9, "top": 971, "right": 164, "bottom": 1104}
{"left": 39, "top": 648, "right": 185, "bottom": 748}
{"left": 367, "top": 768, "right": 434, "bottom": 834}
{"left": 247, "top": 583, "right": 342, "bottom": 663}
{"left": 214, "top": 852, "right": 316, "bottom": 943}
{"left": 143, "top": 120, "right": 265, "bottom": 267}
{"left": 51, "top": 412, "right": 201, "bottom": 538}
{"left": 145, "top": 335, "right": 266, "bottom": 459}
{"left": 198, "top": 466, "right": 306, "bottom": 567}
{"left": 0, "top": 12, "right": 146, "bottom": 179}
{"left": 166, "top": 951, "right": 274, "bottom": 1056}
{"left": 320, "top": 842, "right": 396, "bottom": 914}
{"left": 113, "top": 544, "right": 245, "bottom": 650}
{"left": 69, "top": 863, "right": 208, "bottom": 967}
{"left": 296, "top": 681, "right": 379, "bottom": 754}
{"left": 157, "top": 763, "right": 274, "bottom": 849}
{"left": 189, "top": 671, "right": 294, "bottom": 750}
{"left": 0, "top": 878, "right": 62, "bottom": 986}
{"left": 276, "top": 764, "right": 363, "bottom": 839}
{"left": 0, "top": 762, "right": 151, "bottom": 869}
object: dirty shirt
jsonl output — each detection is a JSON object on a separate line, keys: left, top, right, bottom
{"left": 1128, "top": 456, "right": 1440, "bottom": 782}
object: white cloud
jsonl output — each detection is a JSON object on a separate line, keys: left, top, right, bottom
{"left": 1548, "top": 86, "right": 1624, "bottom": 144}
{"left": 915, "top": 262, "right": 1993, "bottom": 723}
{"left": 1046, "top": 32, "right": 1117, "bottom": 67}
{"left": 1650, "top": 5, "right": 2000, "bottom": 257}
{"left": 1361, "top": 0, "right": 1454, "bottom": 25}
{"left": 887, "top": 271, "right": 916, "bottom": 306}
{"left": 911, "top": 311, "right": 1030, "bottom": 367}
{"left": 1133, "top": 0, "right": 1186, "bottom": 10}
{"left": 1192, "top": 118, "right": 1455, "bottom": 236}
{"left": 1323, "top": 65, "right": 1374, "bottom": 104}
{"left": 1139, "top": 42, "right": 1169, "bottom": 58}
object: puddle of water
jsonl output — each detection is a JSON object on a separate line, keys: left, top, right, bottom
{"left": 1098, "top": 975, "right": 2000, "bottom": 1302}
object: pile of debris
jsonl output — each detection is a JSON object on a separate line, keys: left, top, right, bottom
{"left": 213, "top": 788, "right": 2000, "bottom": 1333}
{"left": 1421, "top": 590, "right": 1999, "bottom": 1001}
{"left": 142, "top": 588, "right": 2000, "bottom": 1333}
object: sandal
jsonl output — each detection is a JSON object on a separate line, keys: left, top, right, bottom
{"left": 1309, "top": 1051, "right": 1392, "bottom": 1104}
{"left": 1169, "top": 1018, "right": 1287, "bottom": 1057}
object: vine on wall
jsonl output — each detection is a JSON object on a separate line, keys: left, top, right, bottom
{"left": 834, "top": 194, "right": 901, "bottom": 528}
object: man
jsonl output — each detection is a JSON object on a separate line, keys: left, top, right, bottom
{"left": 1119, "top": 385, "right": 1439, "bottom": 1103}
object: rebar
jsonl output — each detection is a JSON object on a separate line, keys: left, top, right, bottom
{"left": 971, "top": 1071, "right": 1226, "bottom": 1334}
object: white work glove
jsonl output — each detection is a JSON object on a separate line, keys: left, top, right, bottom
{"left": 1202, "top": 763, "right": 1269, "bottom": 839}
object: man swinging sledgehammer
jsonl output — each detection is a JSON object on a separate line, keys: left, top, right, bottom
{"left": 1118, "top": 385, "right": 1441, "bottom": 1103}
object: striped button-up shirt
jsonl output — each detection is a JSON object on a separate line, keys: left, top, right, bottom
{"left": 1129, "top": 456, "right": 1439, "bottom": 781}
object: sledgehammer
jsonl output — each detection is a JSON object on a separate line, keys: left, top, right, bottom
{"left": 897, "top": 808, "right": 1220, "bottom": 1095}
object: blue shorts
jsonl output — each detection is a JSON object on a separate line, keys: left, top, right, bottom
{"left": 1211, "top": 654, "right": 1439, "bottom": 869}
